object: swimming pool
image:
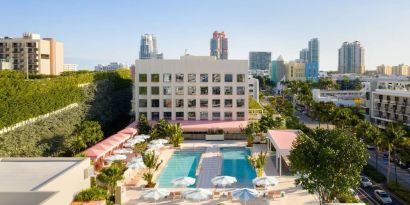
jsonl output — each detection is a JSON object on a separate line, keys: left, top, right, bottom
{"left": 157, "top": 149, "right": 203, "bottom": 188}
{"left": 221, "top": 147, "right": 257, "bottom": 188}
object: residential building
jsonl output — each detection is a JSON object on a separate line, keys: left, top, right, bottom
{"left": 312, "top": 86, "right": 367, "bottom": 107}
{"left": 95, "top": 62, "right": 128, "bottom": 71}
{"left": 338, "top": 41, "right": 365, "bottom": 74}
{"left": 299, "top": 38, "right": 319, "bottom": 80}
{"left": 305, "top": 63, "right": 319, "bottom": 81}
{"left": 249, "top": 52, "right": 271, "bottom": 70}
{"left": 299, "top": 48, "right": 309, "bottom": 63}
{"left": 0, "top": 32, "right": 64, "bottom": 75}
{"left": 308, "top": 38, "right": 319, "bottom": 64}
{"left": 210, "top": 31, "right": 228, "bottom": 60}
{"left": 0, "top": 58, "right": 11, "bottom": 70}
{"left": 0, "top": 158, "right": 91, "bottom": 205}
{"left": 271, "top": 55, "right": 286, "bottom": 85}
{"left": 392, "top": 64, "right": 409, "bottom": 76}
{"left": 285, "top": 60, "right": 305, "bottom": 81}
{"left": 139, "top": 34, "right": 163, "bottom": 59}
{"left": 134, "top": 55, "right": 248, "bottom": 121}
{"left": 377, "top": 64, "right": 393, "bottom": 76}
{"left": 248, "top": 77, "right": 260, "bottom": 102}
{"left": 63, "top": 64, "right": 78, "bottom": 72}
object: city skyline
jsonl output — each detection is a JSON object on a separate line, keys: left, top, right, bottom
{"left": 3, "top": 0, "right": 410, "bottom": 70}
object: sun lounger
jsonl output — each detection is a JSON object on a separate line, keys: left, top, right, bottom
{"left": 213, "top": 191, "right": 221, "bottom": 199}
{"left": 170, "top": 191, "right": 182, "bottom": 200}
{"left": 227, "top": 192, "right": 233, "bottom": 200}
{"left": 267, "top": 191, "right": 281, "bottom": 200}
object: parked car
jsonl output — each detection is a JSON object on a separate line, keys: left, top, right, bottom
{"left": 360, "top": 176, "right": 373, "bottom": 188}
{"left": 374, "top": 190, "right": 392, "bottom": 204}
{"left": 350, "top": 189, "right": 360, "bottom": 201}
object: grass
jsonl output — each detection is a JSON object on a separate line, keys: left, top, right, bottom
{"left": 388, "top": 182, "right": 410, "bottom": 204}
{"left": 362, "top": 164, "right": 386, "bottom": 183}
{"left": 249, "top": 97, "right": 263, "bottom": 109}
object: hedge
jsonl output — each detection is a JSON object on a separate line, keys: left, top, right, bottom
{"left": 74, "top": 187, "right": 108, "bottom": 202}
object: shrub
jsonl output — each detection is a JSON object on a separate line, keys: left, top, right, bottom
{"left": 337, "top": 192, "right": 359, "bottom": 203}
{"left": 388, "top": 182, "right": 410, "bottom": 203}
{"left": 74, "top": 187, "right": 108, "bottom": 201}
{"left": 362, "top": 164, "right": 386, "bottom": 183}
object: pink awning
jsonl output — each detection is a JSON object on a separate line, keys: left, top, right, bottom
{"left": 267, "top": 130, "right": 300, "bottom": 150}
{"left": 118, "top": 127, "right": 138, "bottom": 136}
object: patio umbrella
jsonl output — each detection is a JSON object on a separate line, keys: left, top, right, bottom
{"left": 130, "top": 156, "right": 143, "bottom": 163}
{"left": 211, "top": 176, "right": 237, "bottom": 187}
{"left": 252, "top": 176, "right": 279, "bottom": 187}
{"left": 171, "top": 176, "right": 196, "bottom": 187}
{"left": 151, "top": 139, "right": 168, "bottom": 144}
{"left": 232, "top": 188, "right": 259, "bottom": 205}
{"left": 126, "top": 160, "right": 146, "bottom": 170}
{"left": 113, "top": 148, "right": 133, "bottom": 155}
{"left": 105, "top": 154, "right": 127, "bottom": 162}
{"left": 141, "top": 188, "right": 170, "bottom": 205}
{"left": 136, "top": 134, "right": 150, "bottom": 139}
{"left": 183, "top": 188, "right": 212, "bottom": 202}
{"left": 148, "top": 143, "right": 164, "bottom": 150}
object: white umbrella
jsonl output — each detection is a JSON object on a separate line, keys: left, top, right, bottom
{"left": 126, "top": 161, "right": 146, "bottom": 170}
{"left": 136, "top": 134, "right": 150, "bottom": 139}
{"left": 232, "top": 188, "right": 259, "bottom": 205}
{"left": 252, "top": 176, "right": 279, "bottom": 187}
{"left": 141, "top": 188, "right": 170, "bottom": 205}
{"left": 211, "top": 176, "right": 237, "bottom": 187}
{"left": 151, "top": 139, "right": 168, "bottom": 144}
{"left": 113, "top": 148, "right": 133, "bottom": 154}
{"left": 105, "top": 154, "right": 127, "bottom": 162}
{"left": 171, "top": 177, "right": 196, "bottom": 187}
{"left": 133, "top": 136, "right": 146, "bottom": 142}
{"left": 148, "top": 143, "right": 164, "bottom": 150}
{"left": 130, "top": 156, "right": 143, "bottom": 163}
{"left": 183, "top": 188, "right": 212, "bottom": 202}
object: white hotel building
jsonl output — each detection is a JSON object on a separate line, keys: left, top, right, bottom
{"left": 134, "top": 56, "right": 249, "bottom": 121}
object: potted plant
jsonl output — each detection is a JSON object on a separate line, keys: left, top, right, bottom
{"left": 242, "top": 122, "right": 260, "bottom": 147}
{"left": 205, "top": 129, "right": 224, "bottom": 141}
{"left": 73, "top": 187, "right": 108, "bottom": 205}
{"left": 142, "top": 151, "right": 163, "bottom": 188}
{"left": 248, "top": 151, "right": 268, "bottom": 177}
{"left": 167, "top": 123, "right": 183, "bottom": 147}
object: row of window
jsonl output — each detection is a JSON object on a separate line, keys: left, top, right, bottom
{"left": 139, "top": 73, "right": 246, "bottom": 83}
{"left": 139, "top": 99, "right": 245, "bottom": 108}
{"left": 139, "top": 111, "right": 245, "bottom": 121}
{"left": 139, "top": 86, "right": 246, "bottom": 95}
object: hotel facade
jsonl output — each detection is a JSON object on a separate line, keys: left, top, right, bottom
{"left": 134, "top": 56, "right": 248, "bottom": 121}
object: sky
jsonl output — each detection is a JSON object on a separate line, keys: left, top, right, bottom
{"left": 2, "top": 0, "right": 410, "bottom": 71}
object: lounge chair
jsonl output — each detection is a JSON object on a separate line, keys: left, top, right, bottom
{"left": 227, "top": 192, "right": 233, "bottom": 200}
{"left": 267, "top": 191, "right": 281, "bottom": 200}
{"left": 213, "top": 191, "right": 221, "bottom": 199}
{"left": 171, "top": 191, "right": 182, "bottom": 200}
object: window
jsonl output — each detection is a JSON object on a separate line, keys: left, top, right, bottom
{"left": 163, "top": 99, "right": 172, "bottom": 108}
{"left": 175, "top": 86, "right": 184, "bottom": 95}
{"left": 151, "top": 112, "right": 160, "bottom": 121}
{"left": 200, "top": 87, "right": 208, "bottom": 95}
{"left": 200, "top": 74, "right": 208, "bottom": 82}
{"left": 200, "top": 99, "right": 208, "bottom": 108}
{"left": 139, "top": 112, "right": 147, "bottom": 118}
{"left": 139, "top": 87, "right": 147, "bottom": 95}
{"left": 224, "top": 86, "right": 233, "bottom": 95}
{"left": 212, "top": 112, "right": 221, "bottom": 120}
{"left": 224, "top": 74, "right": 233, "bottom": 82}
{"left": 163, "top": 73, "right": 172, "bottom": 82}
{"left": 151, "top": 87, "right": 159, "bottom": 95}
{"left": 176, "top": 73, "right": 184, "bottom": 82}
{"left": 188, "top": 99, "right": 196, "bottom": 108}
{"left": 176, "top": 112, "right": 184, "bottom": 120}
{"left": 188, "top": 74, "right": 196, "bottom": 82}
{"left": 212, "top": 87, "right": 221, "bottom": 95}
{"left": 200, "top": 112, "right": 208, "bottom": 120}
{"left": 139, "top": 74, "right": 147, "bottom": 82}
{"left": 139, "top": 99, "right": 147, "bottom": 108}
{"left": 237, "top": 74, "right": 245, "bottom": 82}
{"left": 236, "top": 99, "right": 245, "bottom": 107}
{"left": 237, "top": 86, "right": 245, "bottom": 95}
{"left": 224, "top": 112, "right": 233, "bottom": 120}
{"left": 176, "top": 99, "right": 184, "bottom": 107}
{"left": 212, "top": 74, "right": 221, "bottom": 82}
{"left": 151, "top": 74, "right": 159, "bottom": 82}
{"left": 224, "top": 99, "right": 233, "bottom": 108}
{"left": 152, "top": 99, "right": 160, "bottom": 107}
{"left": 237, "top": 112, "right": 245, "bottom": 119}
{"left": 163, "top": 86, "right": 172, "bottom": 95}
{"left": 164, "top": 112, "right": 172, "bottom": 120}
{"left": 212, "top": 99, "right": 220, "bottom": 108}
{"left": 188, "top": 86, "right": 196, "bottom": 95}
{"left": 188, "top": 112, "right": 196, "bottom": 120}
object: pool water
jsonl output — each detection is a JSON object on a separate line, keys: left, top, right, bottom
{"left": 221, "top": 147, "right": 257, "bottom": 188}
{"left": 157, "top": 149, "right": 203, "bottom": 188}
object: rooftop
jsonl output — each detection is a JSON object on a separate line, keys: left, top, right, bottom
{"left": 267, "top": 130, "right": 300, "bottom": 150}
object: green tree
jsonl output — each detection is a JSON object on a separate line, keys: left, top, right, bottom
{"left": 167, "top": 123, "right": 184, "bottom": 147}
{"left": 289, "top": 129, "right": 369, "bottom": 204}
{"left": 258, "top": 115, "right": 281, "bottom": 132}
{"left": 243, "top": 122, "right": 260, "bottom": 147}
{"left": 385, "top": 122, "right": 407, "bottom": 183}
{"left": 142, "top": 151, "right": 163, "bottom": 187}
{"left": 65, "top": 120, "right": 103, "bottom": 156}
{"left": 248, "top": 151, "right": 268, "bottom": 177}
{"left": 75, "top": 187, "right": 109, "bottom": 202}
{"left": 133, "top": 142, "right": 148, "bottom": 154}
{"left": 153, "top": 118, "right": 170, "bottom": 139}
{"left": 357, "top": 121, "right": 384, "bottom": 171}
{"left": 97, "top": 162, "right": 125, "bottom": 197}
{"left": 137, "top": 114, "right": 151, "bottom": 134}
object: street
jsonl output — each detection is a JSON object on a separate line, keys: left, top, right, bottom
{"left": 295, "top": 110, "right": 335, "bottom": 129}
{"left": 356, "top": 184, "right": 405, "bottom": 205}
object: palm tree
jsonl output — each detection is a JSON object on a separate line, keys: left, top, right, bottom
{"left": 358, "top": 121, "right": 384, "bottom": 171}
{"left": 167, "top": 123, "right": 183, "bottom": 147}
{"left": 332, "top": 108, "right": 352, "bottom": 129}
{"left": 385, "top": 122, "right": 406, "bottom": 184}
{"left": 248, "top": 151, "right": 268, "bottom": 177}
{"left": 142, "top": 151, "right": 163, "bottom": 187}
{"left": 243, "top": 122, "right": 260, "bottom": 147}
{"left": 97, "top": 162, "right": 125, "bottom": 197}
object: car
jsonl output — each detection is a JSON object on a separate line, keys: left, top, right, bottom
{"left": 408, "top": 167, "right": 410, "bottom": 173}
{"left": 374, "top": 190, "right": 392, "bottom": 204}
{"left": 349, "top": 188, "right": 360, "bottom": 201}
{"left": 360, "top": 176, "right": 373, "bottom": 188}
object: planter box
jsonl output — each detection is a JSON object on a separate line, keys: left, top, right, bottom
{"left": 205, "top": 134, "right": 224, "bottom": 141}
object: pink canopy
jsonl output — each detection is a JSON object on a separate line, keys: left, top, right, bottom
{"left": 267, "top": 130, "right": 299, "bottom": 150}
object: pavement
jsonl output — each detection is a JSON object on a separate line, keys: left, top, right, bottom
{"left": 295, "top": 110, "right": 334, "bottom": 129}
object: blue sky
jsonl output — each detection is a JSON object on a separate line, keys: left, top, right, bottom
{"left": 3, "top": 0, "right": 410, "bottom": 70}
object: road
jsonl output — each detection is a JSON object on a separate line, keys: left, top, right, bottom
{"left": 368, "top": 150, "right": 410, "bottom": 189}
{"left": 295, "top": 110, "right": 335, "bottom": 129}
{"left": 356, "top": 184, "right": 405, "bottom": 205}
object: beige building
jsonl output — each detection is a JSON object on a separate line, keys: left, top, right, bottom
{"left": 0, "top": 33, "right": 64, "bottom": 75}
{"left": 0, "top": 158, "right": 92, "bottom": 205}
{"left": 377, "top": 64, "right": 392, "bottom": 76}
{"left": 285, "top": 60, "right": 305, "bottom": 81}
{"left": 392, "top": 64, "right": 409, "bottom": 76}
{"left": 0, "top": 59, "right": 11, "bottom": 70}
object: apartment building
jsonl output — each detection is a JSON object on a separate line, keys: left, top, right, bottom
{"left": 392, "top": 64, "right": 409, "bottom": 76}
{"left": 0, "top": 33, "right": 64, "bottom": 75}
{"left": 248, "top": 77, "right": 260, "bottom": 102}
{"left": 285, "top": 61, "right": 305, "bottom": 81}
{"left": 377, "top": 64, "right": 393, "bottom": 76}
{"left": 134, "top": 55, "right": 248, "bottom": 121}
{"left": 63, "top": 64, "right": 78, "bottom": 72}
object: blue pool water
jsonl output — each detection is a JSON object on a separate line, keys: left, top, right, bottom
{"left": 157, "top": 149, "right": 203, "bottom": 188}
{"left": 221, "top": 147, "right": 257, "bottom": 188}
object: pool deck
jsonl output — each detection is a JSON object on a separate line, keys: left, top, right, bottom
{"left": 124, "top": 140, "right": 319, "bottom": 205}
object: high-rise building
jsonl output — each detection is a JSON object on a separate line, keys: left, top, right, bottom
{"left": 271, "top": 56, "right": 286, "bottom": 85}
{"left": 392, "top": 64, "right": 409, "bottom": 76}
{"left": 210, "top": 31, "right": 228, "bottom": 60}
{"left": 308, "top": 38, "right": 319, "bottom": 64}
{"left": 338, "top": 41, "right": 365, "bottom": 74}
{"left": 139, "top": 34, "right": 163, "bottom": 59}
{"left": 0, "top": 33, "right": 64, "bottom": 75}
{"left": 299, "top": 48, "right": 309, "bottom": 63}
{"left": 299, "top": 38, "right": 319, "bottom": 80}
{"left": 249, "top": 52, "right": 271, "bottom": 70}
{"left": 377, "top": 64, "right": 393, "bottom": 76}
{"left": 95, "top": 62, "right": 128, "bottom": 71}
